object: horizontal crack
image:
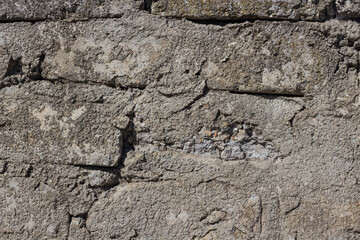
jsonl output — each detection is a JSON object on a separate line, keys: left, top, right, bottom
{"left": 0, "top": 76, "right": 147, "bottom": 95}
{"left": 73, "top": 164, "right": 119, "bottom": 171}
{"left": 228, "top": 90, "right": 305, "bottom": 98}
{"left": 0, "top": 15, "right": 125, "bottom": 24}
{"left": 187, "top": 17, "right": 334, "bottom": 26}
{"left": 2, "top": 159, "right": 119, "bottom": 170}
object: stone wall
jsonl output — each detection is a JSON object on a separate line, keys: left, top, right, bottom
{"left": 0, "top": 1, "right": 359, "bottom": 239}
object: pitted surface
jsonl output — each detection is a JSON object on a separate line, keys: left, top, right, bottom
{"left": 0, "top": 1, "right": 360, "bottom": 239}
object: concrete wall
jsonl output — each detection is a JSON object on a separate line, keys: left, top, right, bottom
{"left": 0, "top": 1, "right": 359, "bottom": 239}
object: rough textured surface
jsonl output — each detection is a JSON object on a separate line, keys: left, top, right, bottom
{"left": 152, "top": 0, "right": 336, "bottom": 21}
{"left": 0, "top": 0, "right": 141, "bottom": 21}
{"left": 0, "top": 82, "right": 137, "bottom": 166}
{"left": 0, "top": 18, "right": 357, "bottom": 96}
{"left": 1, "top": 1, "right": 360, "bottom": 239}
{"left": 336, "top": 0, "right": 360, "bottom": 19}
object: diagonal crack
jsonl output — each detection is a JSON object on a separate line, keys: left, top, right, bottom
{"left": 170, "top": 81, "right": 209, "bottom": 116}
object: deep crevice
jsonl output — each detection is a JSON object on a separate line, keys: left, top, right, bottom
{"left": 328, "top": 0, "right": 339, "bottom": 20}
{"left": 5, "top": 57, "right": 23, "bottom": 77}
{"left": 0, "top": 161, "right": 7, "bottom": 174}
{"left": 29, "top": 53, "right": 46, "bottom": 80}
{"left": 73, "top": 164, "right": 118, "bottom": 171}
{"left": 229, "top": 90, "right": 305, "bottom": 98}
{"left": 0, "top": 19, "right": 38, "bottom": 24}
{"left": 141, "top": 0, "right": 157, "bottom": 12}
{"left": 119, "top": 111, "right": 137, "bottom": 170}
{"left": 25, "top": 165, "right": 34, "bottom": 177}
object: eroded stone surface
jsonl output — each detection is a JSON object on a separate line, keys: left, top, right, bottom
{"left": 0, "top": 3, "right": 360, "bottom": 240}
{"left": 0, "top": 81, "right": 139, "bottom": 167}
{"left": 87, "top": 181, "right": 263, "bottom": 239}
{"left": 152, "top": 0, "right": 334, "bottom": 21}
{"left": 87, "top": 179, "right": 360, "bottom": 239}
{"left": 132, "top": 90, "right": 303, "bottom": 162}
{"left": 0, "top": 177, "right": 69, "bottom": 239}
{"left": 336, "top": 0, "right": 360, "bottom": 19}
{"left": 0, "top": 0, "right": 141, "bottom": 21}
{"left": 1, "top": 18, "right": 358, "bottom": 96}
{"left": 0, "top": 161, "right": 122, "bottom": 239}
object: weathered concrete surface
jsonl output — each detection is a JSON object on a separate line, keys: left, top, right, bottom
{"left": 336, "top": 0, "right": 360, "bottom": 19}
{"left": 1, "top": 2, "right": 360, "bottom": 240}
{"left": 0, "top": 161, "right": 119, "bottom": 239}
{"left": 0, "top": 177, "right": 69, "bottom": 238}
{"left": 1, "top": 16, "right": 358, "bottom": 96}
{"left": 152, "top": 0, "right": 335, "bottom": 21}
{"left": 0, "top": 81, "right": 139, "bottom": 166}
{"left": 132, "top": 90, "right": 301, "bottom": 162}
{"left": 0, "top": 0, "right": 141, "bottom": 21}
{"left": 88, "top": 182, "right": 360, "bottom": 239}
